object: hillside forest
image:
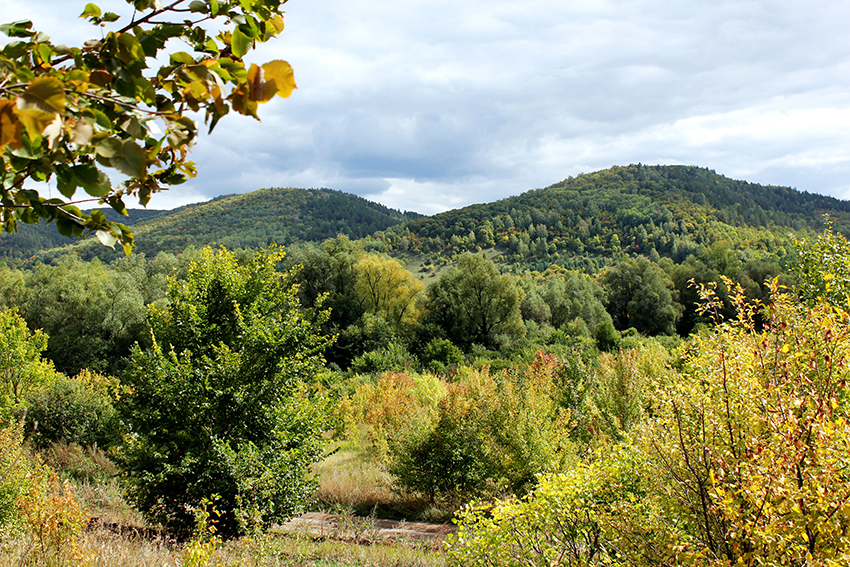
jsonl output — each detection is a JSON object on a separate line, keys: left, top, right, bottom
{"left": 2, "top": 165, "right": 850, "bottom": 565}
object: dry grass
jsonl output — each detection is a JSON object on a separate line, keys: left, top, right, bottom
{"left": 0, "top": 525, "right": 446, "bottom": 566}
{"left": 312, "top": 446, "right": 452, "bottom": 522}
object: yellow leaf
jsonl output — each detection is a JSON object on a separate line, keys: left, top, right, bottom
{"left": 0, "top": 100, "right": 23, "bottom": 151}
{"left": 261, "top": 60, "right": 296, "bottom": 100}
{"left": 17, "top": 76, "right": 66, "bottom": 114}
{"left": 13, "top": 107, "right": 56, "bottom": 140}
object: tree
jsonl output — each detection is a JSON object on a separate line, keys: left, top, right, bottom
{"left": 0, "top": 307, "right": 50, "bottom": 408}
{"left": 353, "top": 253, "right": 424, "bottom": 332}
{"left": 425, "top": 253, "right": 525, "bottom": 349}
{"left": 1, "top": 0, "right": 296, "bottom": 252}
{"left": 600, "top": 256, "right": 681, "bottom": 335}
{"left": 119, "top": 246, "right": 333, "bottom": 538}
{"left": 20, "top": 255, "right": 148, "bottom": 375}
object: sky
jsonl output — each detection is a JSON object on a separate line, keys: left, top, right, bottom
{"left": 4, "top": 0, "right": 850, "bottom": 215}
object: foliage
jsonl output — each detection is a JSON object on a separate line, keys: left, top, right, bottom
{"left": 385, "top": 355, "right": 569, "bottom": 503}
{"left": 19, "top": 255, "right": 148, "bottom": 375}
{"left": 24, "top": 370, "right": 122, "bottom": 450}
{"left": 601, "top": 256, "right": 682, "bottom": 335}
{"left": 424, "top": 253, "right": 525, "bottom": 349}
{"left": 0, "top": 307, "right": 50, "bottom": 409}
{"left": 446, "top": 446, "right": 650, "bottom": 567}
{"left": 792, "top": 219, "right": 850, "bottom": 307}
{"left": 450, "top": 268, "right": 850, "bottom": 566}
{"left": 17, "top": 473, "right": 90, "bottom": 567}
{"left": 0, "top": 0, "right": 297, "bottom": 251}
{"left": 354, "top": 254, "right": 424, "bottom": 332}
{"left": 182, "top": 497, "right": 221, "bottom": 567}
{"left": 119, "top": 246, "right": 333, "bottom": 538}
{"left": 0, "top": 419, "right": 49, "bottom": 534}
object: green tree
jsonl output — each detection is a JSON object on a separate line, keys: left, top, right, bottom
{"left": 20, "top": 255, "right": 147, "bottom": 375}
{"left": 0, "top": 307, "right": 49, "bottom": 408}
{"left": 1, "top": 0, "right": 295, "bottom": 251}
{"left": 600, "top": 256, "right": 681, "bottom": 335}
{"left": 425, "top": 253, "right": 525, "bottom": 349}
{"left": 119, "top": 246, "right": 333, "bottom": 538}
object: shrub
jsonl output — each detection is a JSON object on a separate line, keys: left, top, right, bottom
{"left": 119, "top": 247, "right": 333, "bottom": 538}
{"left": 0, "top": 419, "right": 49, "bottom": 533}
{"left": 25, "top": 370, "right": 122, "bottom": 450}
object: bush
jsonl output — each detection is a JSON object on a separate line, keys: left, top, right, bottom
{"left": 25, "top": 370, "right": 122, "bottom": 450}
{"left": 120, "top": 247, "right": 333, "bottom": 538}
{"left": 0, "top": 420, "right": 48, "bottom": 533}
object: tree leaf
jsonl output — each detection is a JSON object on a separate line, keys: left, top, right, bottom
{"left": 0, "top": 100, "right": 23, "bottom": 151}
{"left": 261, "top": 60, "right": 296, "bottom": 100}
{"left": 110, "top": 139, "right": 147, "bottom": 178}
{"left": 231, "top": 26, "right": 252, "bottom": 58}
{"left": 12, "top": 107, "right": 54, "bottom": 141}
{"left": 0, "top": 20, "right": 34, "bottom": 38}
{"left": 72, "top": 120, "right": 94, "bottom": 146}
{"left": 17, "top": 76, "right": 65, "bottom": 114}
{"left": 80, "top": 4, "right": 102, "bottom": 19}
{"left": 43, "top": 114, "right": 63, "bottom": 150}
{"left": 83, "top": 169, "right": 112, "bottom": 198}
{"left": 96, "top": 229, "right": 117, "bottom": 248}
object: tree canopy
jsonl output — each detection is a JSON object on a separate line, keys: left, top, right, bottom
{"left": 0, "top": 0, "right": 296, "bottom": 252}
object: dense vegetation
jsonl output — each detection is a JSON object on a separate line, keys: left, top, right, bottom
{"left": 3, "top": 167, "right": 850, "bottom": 565}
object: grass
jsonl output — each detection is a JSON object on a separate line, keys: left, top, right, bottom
{"left": 312, "top": 444, "right": 454, "bottom": 522}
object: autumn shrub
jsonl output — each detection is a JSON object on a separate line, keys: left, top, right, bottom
{"left": 0, "top": 419, "right": 49, "bottom": 534}
{"left": 389, "top": 355, "right": 571, "bottom": 503}
{"left": 344, "top": 371, "right": 446, "bottom": 459}
{"left": 446, "top": 445, "right": 655, "bottom": 567}
{"left": 450, "top": 277, "right": 850, "bottom": 566}
{"left": 17, "top": 473, "right": 91, "bottom": 567}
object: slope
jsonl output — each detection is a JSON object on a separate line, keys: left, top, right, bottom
{"left": 4, "top": 188, "right": 422, "bottom": 263}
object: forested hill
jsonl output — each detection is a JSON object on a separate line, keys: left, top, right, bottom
{"left": 1, "top": 188, "right": 422, "bottom": 262}
{"left": 373, "top": 165, "right": 850, "bottom": 273}
{"left": 0, "top": 208, "right": 166, "bottom": 260}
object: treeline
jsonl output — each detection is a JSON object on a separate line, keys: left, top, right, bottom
{"left": 0, "top": 188, "right": 422, "bottom": 263}
{"left": 368, "top": 165, "right": 850, "bottom": 273}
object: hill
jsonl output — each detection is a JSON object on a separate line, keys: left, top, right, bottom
{"left": 1, "top": 188, "right": 422, "bottom": 262}
{"left": 372, "top": 164, "right": 850, "bottom": 273}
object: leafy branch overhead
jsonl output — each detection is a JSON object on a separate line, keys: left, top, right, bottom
{"left": 0, "top": 0, "right": 297, "bottom": 253}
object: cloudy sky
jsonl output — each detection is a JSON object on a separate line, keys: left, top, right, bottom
{"left": 4, "top": 0, "right": 850, "bottom": 214}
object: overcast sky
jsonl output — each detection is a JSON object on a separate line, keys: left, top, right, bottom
{"left": 4, "top": 0, "right": 850, "bottom": 214}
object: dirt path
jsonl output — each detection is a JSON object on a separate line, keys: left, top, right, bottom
{"left": 278, "top": 512, "right": 457, "bottom": 544}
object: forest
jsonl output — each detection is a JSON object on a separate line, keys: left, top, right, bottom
{"left": 2, "top": 193, "right": 850, "bottom": 564}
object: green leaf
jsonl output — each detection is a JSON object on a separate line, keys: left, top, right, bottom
{"left": 170, "top": 51, "right": 195, "bottom": 65}
{"left": 102, "top": 12, "right": 120, "bottom": 22}
{"left": 110, "top": 139, "right": 147, "bottom": 178}
{"left": 0, "top": 20, "right": 34, "bottom": 38}
{"left": 85, "top": 170, "right": 112, "bottom": 198}
{"left": 72, "top": 163, "right": 100, "bottom": 186}
{"left": 189, "top": 1, "right": 208, "bottom": 13}
{"left": 107, "top": 196, "right": 128, "bottom": 216}
{"left": 231, "top": 26, "right": 252, "bottom": 58}
{"left": 80, "top": 4, "right": 102, "bottom": 19}
{"left": 18, "top": 76, "right": 65, "bottom": 114}
{"left": 56, "top": 165, "right": 77, "bottom": 199}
